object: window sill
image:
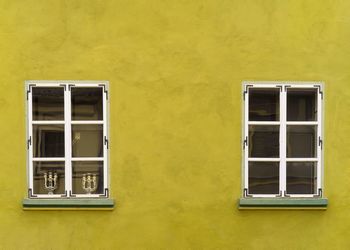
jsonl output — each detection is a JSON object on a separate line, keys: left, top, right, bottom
{"left": 238, "top": 198, "right": 328, "bottom": 210}
{"left": 22, "top": 198, "right": 115, "bottom": 210}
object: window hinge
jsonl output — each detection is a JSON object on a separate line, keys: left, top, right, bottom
{"left": 243, "top": 84, "right": 252, "bottom": 100}
{"left": 26, "top": 84, "right": 36, "bottom": 100}
{"left": 314, "top": 188, "right": 323, "bottom": 198}
{"left": 319, "top": 137, "right": 323, "bottom": 149}
{"left": 69, "top": 191, "right": 76, "bottom": 197}
{"left": 59, "top": 84, "right": 67, "bottom": 91}
{"left": 283, "top": 191, "right": 290, "bottom": 197}
{"left": 28, "top": 188, "right": 37, "bottom": 198}
{"left": 104, "top": 136, "right": 109, "bottom": 149}
{"left": 284, "top": 85, "right": 291, "bottom": 91}
{"left": 99, "top": 188, "right": 109, "bottom": 197}
{"left": 314, "top": 85, "right": 323, "bottom": 99}
{"left": 99, "top": 84, "right": 108, "bottom": 100}
{"left": 275, "top": 190, "right": 283, "bottom": 197}
{"left": 27, "top": 136, "right": 31, "bottom": 149}
{"left": 243, "top": 136, "right": 248, "bottom": 150}
{"left": 243, "top": 188, "right": 252, "bottom": 197}
{"left": 68, "top": 84, "right": 75, "bottom": 90}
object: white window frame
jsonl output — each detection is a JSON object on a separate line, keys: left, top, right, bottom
{"left": 26, "top": 80, "right": 110, "bottom": 198}
{"left": 242, "top": 81, "right": 324, "bottom": 198}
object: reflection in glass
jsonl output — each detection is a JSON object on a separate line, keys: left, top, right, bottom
{"left": 72, "top": 161, "right": 104, "bottom": 194}
{"left": 32, "top": 87, "right": 64, "bottom": 121}
{"left": 249, "top": 88, "right": 279, "bottom": 121}
{"left": 249, "top": 162, "right": 279, "bottom": 194}
{"left": 72, "top": 125, "right": 103, "bottom": 157}
{"left": 71, "top": 87, "right": 103, "bottom": 120}
{"left": 287, "top": 126, "right": 317, "bottom": 158}
{"left": 287, "top": 162, "right": 317, "bottom": 194}
{"left": 287, "top": 88, "right": 317, "bottom": 121}
{"left": 33, "top": 125, "right": 64, "bottom": 157}
{"left": 33, "top": 161, "right": 65, "bottom": 195}
{"left": 249, "top": 125, "right": 279, "bottom": 158}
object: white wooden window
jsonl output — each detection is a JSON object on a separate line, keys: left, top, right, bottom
{"left": 243, "top": 82, "right": 323, "bottom": 198}
{"left": 26, "top": 81, "right": 109, "bottom": 198}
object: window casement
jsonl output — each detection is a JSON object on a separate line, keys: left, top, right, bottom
{"left": 26, "top": 81, "right": 109, "bottom": 199}
{"left": 242, "top": 82, "right": 324, "bottom": 198}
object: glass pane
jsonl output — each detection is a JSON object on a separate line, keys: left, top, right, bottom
{"left": 287, "top": 88, "right": 317, "bottom": 121}
{"left": 249, "top": 88, "right": 279, "bottom": 121}
{"left": 72, "top": 125, "right": 103, "bottom": 157}
{"left": 71, "top": 87, "right": 103, "bottom": 120}
{"left": 249, "top": 125, "right": 279, "bottom": 158}
{"left": 33, "top": 161, "right": 65, "bottom": 195}
{"left": 72, "top": 161, "right": 104, "bottom": 195}
{"left": 249, "top": 162, "right": 279, "bottom": 194}
{"left": 287, "top": 125, "right": 317, "bottom": 158}
{"left": 32, "top": 87, "right": 64, "bottom": 121}
{"left": 33, "top": 125, "right": 64, "bottom": 157}
{"left": 287, "top": 162, "right": 317, "bottom": 194}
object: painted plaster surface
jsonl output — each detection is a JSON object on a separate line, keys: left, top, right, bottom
{"left": 0, "top": 0, "right": 349, "bottom": 249}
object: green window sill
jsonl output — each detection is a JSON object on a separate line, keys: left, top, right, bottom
{"left": 22, "top": 198, "right": 115, "bottom": 210}
{"left": 238, "top": 198, "right": 328, "bottom": 210}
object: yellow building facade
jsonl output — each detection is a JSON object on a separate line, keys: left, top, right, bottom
{"left": 0, "top": 0, "right": 349, "bottom": 249}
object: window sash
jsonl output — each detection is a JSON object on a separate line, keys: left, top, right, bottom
{"left": 243, "top": 82, "right": 323, "bottom": 198}
{"left": 27, "top": 82, "right": 109, "bottom": 198}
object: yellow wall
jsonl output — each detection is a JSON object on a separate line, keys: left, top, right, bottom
{"left": 0, "top": 0, "right": 349, "bottom": 249}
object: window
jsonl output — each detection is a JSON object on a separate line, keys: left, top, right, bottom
{"left": 26, "top": 81, "right": 109, "bottom": 198}
{"left": 243, "top": 82, "right": 324, "bottom": 198}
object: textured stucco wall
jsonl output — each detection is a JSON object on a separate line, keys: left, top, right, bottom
{"left": 0, "top": 0, "right": 349, "bottom": 249}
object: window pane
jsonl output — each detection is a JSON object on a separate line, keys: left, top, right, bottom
{"left": 72, "top": 125, "right": 103, "bottom": 157}
{"left": 249, "top": 88, "right": 279, "bottom": 121}
{"left": 287, "top": 125, "right": 317, "bottom": 158}
{"left": 32, "top": 87, "right": 64, "bottom": 121}
{"left": 249, "top": 125, "right": 279, "bottom": 158}
{"left": 72, "top": 161, "right": 104, "bottom": 195}
{"left": 287, "top": 162, "right": 317, "bottom": 194}
{"left": 71, "top": 87, "right": 103, "bottom": 120}
{"left": 249, "top": 162, "right": 279, "bottom": 194}
{"left": 33, "top": 125, "right": 64, "bottom": 157}
{"left": 287, "top": 88, "right": 317, "bottom": 121}
{"left": 33, "top": 161, "right": 65, "bottom": 195}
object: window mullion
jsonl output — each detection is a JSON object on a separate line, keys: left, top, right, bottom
{"left": 65, "top": 84, "right": 72, "bottom": 197}
{"left": 280, "top": 86, "right": 287, "bottom": 196}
